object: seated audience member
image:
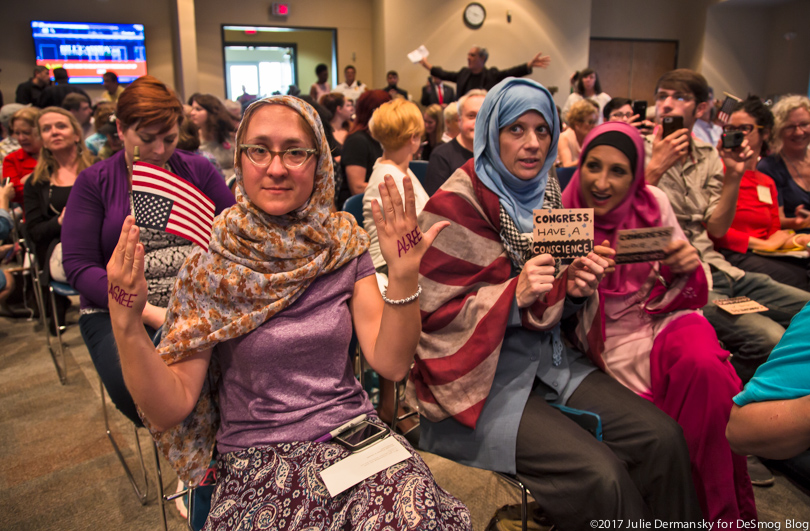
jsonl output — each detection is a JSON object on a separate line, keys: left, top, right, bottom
{"left": 0, "top": 103, "right": 25, "bottom": 162}
{"left": 319, "top": 92, "right": 354, "bottom": 146}
{"left": 712, "top": 96, "right": 810, "bottom": 291}
{"left": 333, "top": 65, "right": 367, "bottom": 104}
{"left": 0, "top": 181, "right": 16, "bottom": 301}
{"left": 423, "top": 89, "right": 485, "bottom": 195}
{"left": 62, "top": 76, "right": 235, "bottom": 425}
{"left": 757, "top": 95, "right": 810, "bottom": 233}
{"left": 100, "top": 72, "right": 125, "bottom": 104}
{"left": 25, "top": 107, "right": 95, "bottom": 331}
{"left": 693, "top": 87, "right": 723, "bottom": 148}
{"left": 96, "top": 120, "right": 123, "bottom": 161}
{"left": 15, "top": 65, "right": 50, "bottom": 106}
{"left": 419, "top": 103, "right": 444, "bottom": 161}
{"left": 419, "top": 46, "right": 550, "bottom": 97}
{"left": 3, "top": 107, "right": 42, "bottom": 207}
{"left": 645, "top": 69, "right": 810, "bottom": 383}
{"left": 363, "top": 98, "right": 432, "bottom": 441}
{"left": 413, "top": 78, "right": 701, "bottom": 529}
{"left": 62, "top": 92, "right": 94, "bottom": 139}
{"left": 604, "top": 97, "right": 634, "bottom": 123}
{"left": 37, "top": 68, "right": 90, "bottom": 109}
{"left": 562, "top": 68, "right": 611, "bottom": 125}
{"left": 339, "top": 89, "right": 391, "bottom": 205}
{"left": 175, "top": 120, "right": 224, "bottom": 177}
{"left": 562, "top": 121, "right": 755, "bottom": 524}
{"left": 84, "top": 103, "right": 115, "bottom": 156}
{"left": 383, "top": 70, "right": 408, "bottom": 100}
{"left": 104, "top": 95, "right": 471, "bottom": 529}
{"left": 309, "top": 63, "right": 331, "bottom": 103}
{"left": 558, "top": 99, "right": 598, "bottom": 167}
{"left": 421, "top": 76, "right": 455, "bottom": 107}
{"left": 442, "top": 102, "right": 459, "bottom": 142}
{"left": 727, "top": 300, "right": 810, "bottom": 490}
{"left": 188, "top": 93, "right": 236, "bottom": 178}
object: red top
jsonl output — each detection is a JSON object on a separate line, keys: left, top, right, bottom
{"left": 2, "top": 148, "right": 38, "bottom": 206}
{"left": 712, "top": 170, "right": 780, "bottom": 254}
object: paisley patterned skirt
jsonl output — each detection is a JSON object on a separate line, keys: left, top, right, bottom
{"left": 204, "top": 430, "right": 472, "bottom": 530}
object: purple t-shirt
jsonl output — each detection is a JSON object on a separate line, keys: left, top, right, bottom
{"left": 215, "top": 252, "right": 377, "bottom": 453}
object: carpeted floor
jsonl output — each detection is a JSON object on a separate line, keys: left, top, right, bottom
{"left": 1, "top": 305, "right": 809, "bottom": 530}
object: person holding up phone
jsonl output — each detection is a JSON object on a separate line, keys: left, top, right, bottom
{"left": 604, "top": 97, "right": 653, "bottom": 135}
{"left": 643, "top": 69, "right": 810, "bottom": 387}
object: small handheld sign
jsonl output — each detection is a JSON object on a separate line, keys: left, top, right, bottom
{"left": 713, "top": 296, "right": 768, "bottom": 315}
{"left": 614, "top": 226, "right": 674, "bottom": 264}
{"left": 533, "top": 208, "right": 594, "bottom": 259}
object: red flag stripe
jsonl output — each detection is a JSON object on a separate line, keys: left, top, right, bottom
{"left": 166, "top": 220, "right": 208, "bottom": 248}
{"left": 133, "top": 162, "right": 215, "bottom": 212}
{"left": 133, "top": 182, "right": 214, "bottom": 221}
{"left": 170, "top": 204, "right": 213, "bottom": 237}
{"left": 166, "top": 226, "right": 208, "bottom": 250}
{"left": 132, "top": 168, "right": 215, "bottom": 214}
{"left": 132, "top": 176, "right": 215, "bottom": 218}
{"left": 167, "top": 214, "right": 209, "bottom": 246}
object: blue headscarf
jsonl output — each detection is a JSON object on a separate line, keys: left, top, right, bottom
{"left": 474, "top": 78, "right": 559, "bottom": 233}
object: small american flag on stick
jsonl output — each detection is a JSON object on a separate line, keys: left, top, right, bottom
{"left": 717, "top": 92, "right": 742, "bottom": 124}
{"left": 131, "top": 161, "right": 215, "bottom": 251}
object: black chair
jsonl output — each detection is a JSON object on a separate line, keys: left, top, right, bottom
{"left": 408, "top": 160, "right": 429, "bottom": 188}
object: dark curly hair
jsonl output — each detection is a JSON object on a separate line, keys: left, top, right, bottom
{"left": 188, "top": 93, "right": 236, "bottom": 145}
{"left": 731, "top": 95, "right": 774, "bottom": 157}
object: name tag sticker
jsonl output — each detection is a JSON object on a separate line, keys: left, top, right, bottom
{"left": 614, "top": 227, "right": 674, "bottom": 264}
{"left": 713, "top": 296, "right": 769, "bottom": 315}
{"left": 320, "top": 436, "right": 411, "bottom": 497}
{"left": 533, "top": 208, "right": 594, "bottom": 259}
{"left": 757, "top": 185, "right": 773, "bottom": 205}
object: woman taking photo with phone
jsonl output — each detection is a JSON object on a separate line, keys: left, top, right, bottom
{"left": 562, "top": 120, "right": 755, "bottom": 526}
{"left": 105, "top": 95, "right": 469, "bottom": 529}
{"left": 758, "top": 95, "right": 810, "bottom": 233}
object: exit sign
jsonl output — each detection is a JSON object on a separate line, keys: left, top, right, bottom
{"left": 272, "top": 2, "right": 289, "bottom": 16}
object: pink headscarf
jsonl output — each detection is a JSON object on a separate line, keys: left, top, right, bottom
{"left": 561, "top": 121, "right": 661, "bottom": 296}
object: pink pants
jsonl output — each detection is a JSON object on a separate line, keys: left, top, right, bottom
{"left": 650, "top": 313, "right": 757, "bottom": 527}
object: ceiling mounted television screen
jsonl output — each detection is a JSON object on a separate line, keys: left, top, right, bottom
{"left": 31, "top": 21, "right": 146, "bottom": 84}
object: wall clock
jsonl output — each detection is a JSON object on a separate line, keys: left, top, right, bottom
{"left": 464, "top": 2, "right": 486, "bottom": 29}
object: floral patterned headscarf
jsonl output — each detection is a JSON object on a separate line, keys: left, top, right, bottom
{"left": 156, "top": 95, "right": 369, "bottom": 361}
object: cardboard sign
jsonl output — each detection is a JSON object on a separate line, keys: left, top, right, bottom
{"left": 319, "top": 436, "right": 411, "bottom": 497}
{"left": 713, "top": 296, "right": 769, "bottom": 315}
{"left": 533, "top": 208, "right": 594, "bottom": 259}
{"left": 614, "top": 226, "right": 674, "bottom": 264}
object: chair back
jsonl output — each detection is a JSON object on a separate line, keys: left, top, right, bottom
{"left": 555, "top": 166, "right": 577, "bottom": 191}
{"left": 408, "top": 160, "right": 429, "bottom": 187}
{"left": 342, "top": 193, "right": 364, "bottom": 226}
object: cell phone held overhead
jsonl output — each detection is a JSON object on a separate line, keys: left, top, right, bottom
{"left": 661, "top": 116, "right": 684, "bottom": 138}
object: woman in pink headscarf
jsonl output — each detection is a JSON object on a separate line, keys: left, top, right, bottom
{"left": 562, "top": 121, "right": 756, "bottom": 527}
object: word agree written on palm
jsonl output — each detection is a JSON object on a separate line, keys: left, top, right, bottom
{"left": 370, "top": 175, "right": 448, "bottom": 275}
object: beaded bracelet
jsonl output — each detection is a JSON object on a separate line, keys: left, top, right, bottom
{"left": 381, "top": 284, "right": 423, "bottom": 305}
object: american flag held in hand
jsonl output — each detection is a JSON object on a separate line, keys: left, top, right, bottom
{"left": 131, "top": 161, "right": 215, "bottom": 251}
{"left": 717, "top": 92, "right": 742, "bottom": 124}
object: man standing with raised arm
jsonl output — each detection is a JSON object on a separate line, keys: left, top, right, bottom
{"left": 419, "top": 46, "right": 550, "bottom": 97}
{"left": 645, "top": 69, "right": 810, "bottom": 384}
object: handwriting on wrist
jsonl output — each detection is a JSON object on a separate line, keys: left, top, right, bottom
{"left": 109, "top": 282, "right": 137, "bottom": 308}
{"left": 397, "top": 227, "right": 423, "bottom": 257}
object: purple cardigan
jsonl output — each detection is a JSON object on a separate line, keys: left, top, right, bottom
{"left": 62, "top": 149, "right": 236, "bottom": 310}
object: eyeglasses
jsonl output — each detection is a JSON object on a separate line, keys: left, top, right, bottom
{"left": 783, "top": 122, "right": 810, "bottom": 134}
{"left": 654, "top": 92, "right": 696, "bottom": 103}
{"left": 239, "top": 145, "right": 318, "bottom": 168}
{"left": 610, "top": 112, "right": 634, "bottom": 119}
{"left": 722, "top": 124, "right": 763, "bottom": 134}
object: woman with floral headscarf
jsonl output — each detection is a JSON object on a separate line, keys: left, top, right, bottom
{"left": 412, "top": 78, "right": 701, "bottom": 529}
{"left": 105, "top": 95, "right": 471, "bottom": 530}
{"left": 562, "top": 121, "right": 756, "bottom": 526}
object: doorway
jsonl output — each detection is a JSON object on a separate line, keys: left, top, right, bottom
{"left": 224, "top": 45, "right": 295, "bottom": 100}
{"left": 589, "top": 38, "right": 679, "bottom": 102}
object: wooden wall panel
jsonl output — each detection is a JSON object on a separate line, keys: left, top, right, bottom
{"left": 589, "top": 38, "right": 678, "bottom": 102}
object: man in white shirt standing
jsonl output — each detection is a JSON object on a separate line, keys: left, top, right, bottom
{"left": 333, "top": 65, "right": 367, "bottom": 104}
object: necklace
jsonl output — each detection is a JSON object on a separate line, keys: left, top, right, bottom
{"left": 783, "top": 149, "right": 810, "bottom": 189}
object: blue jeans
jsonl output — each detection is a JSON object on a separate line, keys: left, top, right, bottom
{"left": 702, "top": 270, "right": 810, "bottom": 383}
{"left": 79, "top": 312, "right": 160, "bottom": 426}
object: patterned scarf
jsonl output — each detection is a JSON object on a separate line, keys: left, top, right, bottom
{"left": 156, "top": 95, "right": 369, "bottom": 360}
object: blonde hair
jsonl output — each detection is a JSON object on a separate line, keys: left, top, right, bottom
{"left": 566, "top": 99, "right": 599, "bottom": 126}
{"left": 423, "top": 104, "right": 444, "bottom": 147}
{"left": 11, "top": 107, "right": 40, "bottom": 131}
{"left": 771, "top": 95, "right": 810, "bottom": 154}
{"left": 443, "top": 102, "right": 458, "bottom": 124}
{"left": 32, "top": 107, "right": 95, "bottom": 186}
{"left": 368, "top": 99, "right": 425, "bottom": 151}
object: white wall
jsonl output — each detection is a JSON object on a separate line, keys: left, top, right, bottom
{"left": 372, "top": 0, "right": 591, "bottom": 109}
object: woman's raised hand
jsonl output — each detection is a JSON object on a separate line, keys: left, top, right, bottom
{"left": 107, "top": 216, "right": 148, "bottom": 329}
{"left": 516, "top": 254, "right": 556, "bottom": 308}
{"left": 567, "top": 252, "right": 609, "bottom": 299}
{"left": 371, "top": 175, "right": 448, "bottom": 277}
